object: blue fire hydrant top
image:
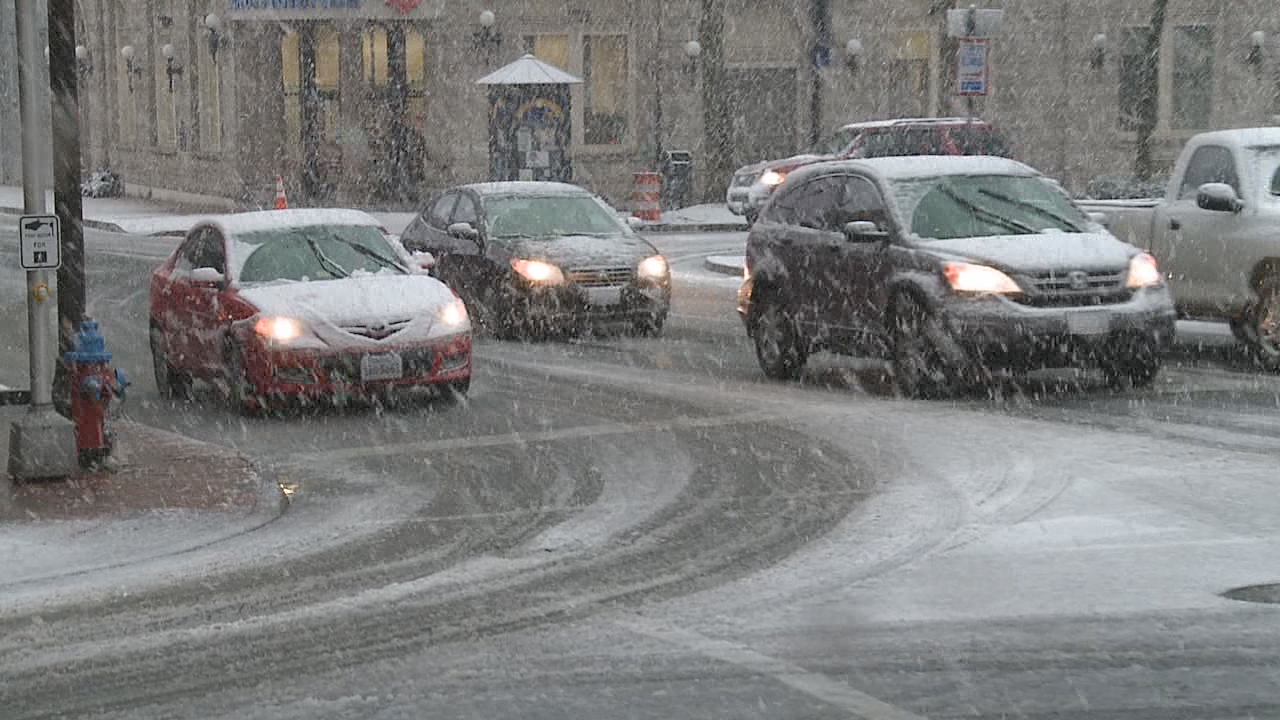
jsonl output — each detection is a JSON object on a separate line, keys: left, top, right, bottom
{"left": 63, "top": 319, "right": 113, "bottom": 364}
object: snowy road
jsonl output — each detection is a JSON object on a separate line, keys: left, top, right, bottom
{"left": 1, "top": 226, "right": 1279, "bottom": 718}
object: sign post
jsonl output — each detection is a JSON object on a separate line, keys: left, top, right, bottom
{"left": 8, "top": 0, "right": 76, "bottom": 481}
{"left": 946, "top": 6, "right": 1002, "bottom": 118}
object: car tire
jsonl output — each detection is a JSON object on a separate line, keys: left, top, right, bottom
{"left": 1237, "top": 272, "right": 1280, "bottom": 371}
{"left": 149, "top": 324, "right": 190, "bottom": 400}
{"left": 632, "top": 311, "right": 667, "bottom": 337}
{"left": 891, "top": 294, "right": 967, "bottom": 399}
{"left": 1104, "top": 344, "right": 1162, "bottom": 389}
{"left": 223, "top": 340, "right": 265, "bottom": 415}
{"left": 751, "top": 297, "right": 807, "bottom": 380}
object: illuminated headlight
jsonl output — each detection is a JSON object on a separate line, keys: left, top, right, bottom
{"left": 253, "top": 316, "right": 303, "bottom": 343}
{"left": 1126, "top": 252, "right": 1163, "bottom": 288}
{"left": 638, "top": 255, "right": 669, "bottom": 280}
{"left": 942, "top": 262, "right": 1022, "bottom": 294}
{"left": 511, "top": 258, "right": 565, "bottom": 285}
{"left": 440, "top": 299, "right": 469, "bottom": 327}
{"left": 759, "top": 170, "right": 786, "bottom": 187}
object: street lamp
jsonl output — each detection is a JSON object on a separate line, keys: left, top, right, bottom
{"left": 120, "top": 45, "right": 142, "bottom": 92}
{"left": 1090, "top": 33, "right": 1108, "bottom": 71}
{"left": 1247, "top": 30, "right": 1266, "bottom": 67}
{"left": 161, "top": 42, "right": 183, "bottom": 92}
{"left": 845, "top": 38, "right": 862, "bottom": 74}
{"left": 682, "top": 40, "right": 701, "bottom": 75}
{"left": 473, "top": 10, "right": 502, "bottom": 61}
{"left": 204, "top": 13, "right": 225, "bottom": 63}
{"left": 74, "top": 44, "right": 93, "bottom": 77}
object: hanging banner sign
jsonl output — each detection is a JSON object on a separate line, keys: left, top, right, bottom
{"left": 224, "top": 0, "right": 443, "bottom": 20}
{"left": 956, "top": 38, "right": 989, "bottom": 97}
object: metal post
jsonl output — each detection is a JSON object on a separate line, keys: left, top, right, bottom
{"left": 49, "top": 0, "right": 86, "bottom": 414}
{"left": 9, "top": 0, "right": 77, "bottom": 480}
{"left": 965, "top": 6, "right": 976, "bottom": 119}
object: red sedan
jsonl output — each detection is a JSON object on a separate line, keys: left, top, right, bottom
{"left": 148, "top": 209, "right": 472, "bottom": 413}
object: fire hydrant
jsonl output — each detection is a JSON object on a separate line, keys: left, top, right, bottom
{"left": 63, "top": 319, "right": 129, "bottom": 466}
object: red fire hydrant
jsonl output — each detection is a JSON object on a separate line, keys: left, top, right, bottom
{"left": 63, "top": 319, "right": 129, "bottom": 466}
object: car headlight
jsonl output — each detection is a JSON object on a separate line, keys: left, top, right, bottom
{"left": 638, "top": 255, "right": 669, "bottom": 280}
{"left": 942, "top": 262, "right": 1022, "bottom": 294}
{"left": 1126, "top": 252, "right": 1163, "bottom": 288}
{"left": 511, "top": 259, "right": 565, "bottom": 285}
{"left": 253, "top": 316, "right": 303, "bottom": 343}
{"left": 759, "top": 170, "right": 786, "bottom": 187}
{"left": 440, "top": 299, "right": 468, "bottom": 327}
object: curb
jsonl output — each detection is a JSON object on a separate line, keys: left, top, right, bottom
{"left": 0, "top": 206, "right": 126, "bottom": 234}
{"left": 704, "top": 255, "right": 746, "bottom": 277}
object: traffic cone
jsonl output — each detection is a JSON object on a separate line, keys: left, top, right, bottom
{"left": 273, "top": 175, "right": 288, "bottom": 210}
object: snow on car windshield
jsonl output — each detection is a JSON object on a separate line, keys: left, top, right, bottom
{"left": 233, "top": 224, "right": 407, "bottom": 284}
{"left": 485, "top": 195, "right": 625, "bottom": 238}
{"left": 892, "top": 174, "right": 1089, "bottom": 240}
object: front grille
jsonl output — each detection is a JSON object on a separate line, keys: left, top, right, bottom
{"left": 1013, "top": 268, "right": 1130, "bottom": 308}
{"left": 340, "top": 318, "right": 412, "bottom": 340}
{"left": 567, "top": 267, "right": 633, "bottom": 288}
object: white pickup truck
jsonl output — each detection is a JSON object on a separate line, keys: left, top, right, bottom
{"left": 1077, "top": 128, "right": 1280, "bottom": 366}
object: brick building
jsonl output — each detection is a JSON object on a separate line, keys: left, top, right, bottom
{"left": 3, "top": 0, "right": 1278, "bottom": 208}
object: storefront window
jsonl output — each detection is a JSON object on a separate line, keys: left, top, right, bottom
{"left": 583, "top": 35, "right": 628, "bottom": 146}
{"left": 523, "top": 33, "right": 570, "bottom": 70}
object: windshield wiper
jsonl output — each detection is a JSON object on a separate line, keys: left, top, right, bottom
{"left": 326, "top": 233, "right": 408, "bottom": 273}
{"left": 303, "top": 236, "right": 349, "bottom": 278}
{"left": 935, "top": 185, "right": 1038, "bottom": 235}
{"left": 977, "top": 188, "right": 1083, "bottom": 232}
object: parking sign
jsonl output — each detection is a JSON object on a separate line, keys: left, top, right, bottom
{"left": 19, "top": 215, "right": 61, "bottom": 270}
{"left": 956, "top": 38, "right": 989, "bottom": 97}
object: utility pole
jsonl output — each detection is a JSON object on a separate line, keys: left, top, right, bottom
{"left": 48, "top": 0, "right": 86, "bottom": 413}
{"left": 9, "top": 0, "right": 76, "bottom": 480}
{"left": 809, "top": 0, "right": 831, "bottom": 148}
{"left": 1134, "top": 0, "right": 1167, "bottom": 181}
{"left": 698, "top": 0, "right": 731, "bottom": 203}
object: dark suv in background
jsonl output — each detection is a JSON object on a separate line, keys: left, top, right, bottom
{"left": 737, "top": 156, "right": 1176, "bottom": 397}
{"left": 727, "top": 118, "right": 1011, "bottom": 223}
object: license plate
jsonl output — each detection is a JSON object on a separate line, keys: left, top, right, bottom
{"left": 586, "top": 287, "right": 623, "bottom": 307}
{"left": 360, "top": 352, "right": 403, "bottom": 382}
{"left": 1067, "top": 310, "right": 1111, "bottom": 335}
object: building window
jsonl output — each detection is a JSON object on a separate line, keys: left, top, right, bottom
{"left": 583, "top": 34, "right": 628, "bottom": 146}
{"left": 282, "top": 31, "right": 302, "bottom": 162}
{"left": 1117, "top": 27, "right": 1152, "bottom": 131}
{"left": 522, "top": 33, "right": 570, "bottom": 70}
{"left": 1172, "top": 25, "right": 1214, "bottom": 130}
{"left": 363, "top": 26, "right": 390, "bottom": 86}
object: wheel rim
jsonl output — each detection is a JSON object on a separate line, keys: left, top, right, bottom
{"left": 894, "top": 306, "right": 947, "bottom": 390}
{"left": 755, "top": 306, "right": 789, "bottom": 368}
{"left": 1253, "top": 290, "right": 1280, "bottom": 356}
{"left": 150, "top": 329, "right": 171, "bottom": 391}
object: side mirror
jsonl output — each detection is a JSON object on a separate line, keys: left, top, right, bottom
{"left": 189, "top": 267, "right": 226, "bottom": 288}
{"left": 410, "top": 251, "right": 436, "bottom": 273}
{"left": 842, "top": 220, "right": 889, "bottom": 243}
{"left": 1087, "top": 211, "right": 1109, "bottom": 227}
{"left": 448, "top": 222, "right": 480, "bottom": 241}
{"left": 1196, "top": 182, "right": 1243, "bottom": 213}
{"left": 626, "top": 215, "right": 645, "bottom": 229}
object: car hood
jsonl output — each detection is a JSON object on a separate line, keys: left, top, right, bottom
{"left": 505, "top": 234, "right": 656, "bottom": 269}
{"left": 238, "top": 273, "right": 457, "bottom": 327}
{"left": 735, "top": 153, "right": 830, "bottom": 176}
{"left": 920, "top": 232, "right": 1136, "bottom": 273}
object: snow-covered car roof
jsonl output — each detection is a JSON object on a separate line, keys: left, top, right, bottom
{"left": 834, "top": 117, "right": 992, "bottom": 133}
{"left": 1184, "top": 127, "right": 1280, "bottom": 150}
{"left": 789, "top": 155, "right": 1038, "bottom": 185}
{"left": 194, "top": 209, "right": 384, "bottom": 238}
{"left": 460, "top": 181, "right": 593, "bottom": 197}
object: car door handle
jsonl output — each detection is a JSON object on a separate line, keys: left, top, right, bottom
{"left": 1169, "top": 218, "right": 1181, "bottom": 231}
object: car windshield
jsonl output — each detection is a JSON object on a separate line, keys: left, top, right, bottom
{"left": 893, "top": 173, "right": 1090, "bottom": 239}
{"left": 485, "top": 194, "right": 625, "bottom": 238}
{"left": 234, "top": 224, "right": 406, "bottom": 283}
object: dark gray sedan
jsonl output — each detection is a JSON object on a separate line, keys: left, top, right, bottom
{"left": 401, "top": 182, "right": 671, "bottom": 338}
